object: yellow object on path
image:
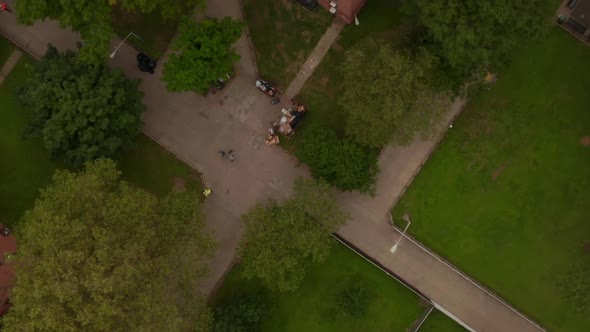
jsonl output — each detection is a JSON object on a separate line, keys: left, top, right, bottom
{"left": 203, "top": 188, "right": 212, "bottom": 198}
{"left": 484, "top": 72, "right": 497, "bottom": 84}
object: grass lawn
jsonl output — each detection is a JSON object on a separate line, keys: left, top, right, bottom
{"left": 212, "top": 242, "right": 426, "bottom": 331}
{"left": 0, "top": 56, "right": 202, "bottom": 227}
{"left": 0, "top": 37, "right": 14, "bottom": 65}
{"left": 392, "top": 27, "right": 590, "bottom": 332}
{"left": 0, "top": 57, "right": 63, "bottom": 227}
{"left": 111, "top": 4, "right": 180, "bottom": 59}
{"left": 115, "top": 137, "right": 203, "bottom": 197}
{"left": 243, "top": 0, "right": 333, "bottom": 89}
{"left": 419, "top": 310, "right": 466, "bottom": 332}
{"left": 282, "top": 0, "right": 406, "bottom": 152}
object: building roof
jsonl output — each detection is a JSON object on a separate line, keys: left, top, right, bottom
{"left": 571, "top": 0, "right": 590, "bottom": 28}
{"left": 318, "top": 0, "right": 368, "bottom": 24}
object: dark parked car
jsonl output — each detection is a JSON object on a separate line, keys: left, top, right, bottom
{"left": 136, "top": 53, "right": 157, "bottom": 74}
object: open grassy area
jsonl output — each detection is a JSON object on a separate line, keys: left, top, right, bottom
{"left": 0, "top": 57, "right": 63, "bottom": 227}
{"left": 115, "top": 137, "right": 203, "bottom": 197}
{"left": 0, "top": 37, "right": 14, "bottom": 65}
{"left": 111, "top": 4, "right": 180, "bottom": 59}
{"left": 420, "top": 310, "right": 466, "bottom": 332}
{"left": 282, "top": 0, "right": 406, "bottom": 152}
{"left": 0, "top": 55, "right": 202, "bottom": 227}
{"left": 392, "top": 27, "right": 590, "bottom": 332}
{"left": 243, "top": 0, "right": 333, "bottom": 88}
{"left": 212, "top": 242, "right": 426, "bottom": 331}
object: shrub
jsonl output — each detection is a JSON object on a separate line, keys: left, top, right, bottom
{"left": 298, "top": 126, "right": 379, "bottom": 194}
{"left": 213, "top": 293, "right": 267, "bottom": 332}
{"left": 560, "top": 259, "right": 590, "bottom": 312}
{"left": 337, "top": 285, "right": 369, "bottom": 318}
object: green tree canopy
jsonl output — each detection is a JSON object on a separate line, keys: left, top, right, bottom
{"left": 298, "top": 126, "right": 379, "bottom": 194}
{"left": 162, "top": 17, "right": 244, "bottom": 94}
{"left": 339, "top": 42, "right": 447, "bottom": 148}
{"left": 240, "top": 178, "right": 348, "bottom": 292}
{"left": 19, "top": 46, "right": 145, "bottom": 165}
{"left": 15, "top": 0, "right": 204, "bottom": 62}
{"left": 3, "top": 159, "right": 214, "bottom": 331}
{"left": 408, "top": 0, "right": 546, "bottom": 79}
{"left": 118, "top": 0, "right": 205, "bottom": 19}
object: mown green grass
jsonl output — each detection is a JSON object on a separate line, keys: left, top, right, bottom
{"left": 243, "top": 0, "right": 333, "bottom": 89}
{"left": 419, "top": 310, "right": 466, "bottom": 332}
{"left": 0, "top": 56, "right": 202, "bottom": 227}
{"left": 115, "top": 137, "right": 203, "bottom": 197}
{"left": 0, "top": 58, "right": 63, "bottom": 227}
{"left": 212, "top": 242, "right": 426, "bottom": 331}
{"left": 393, "top": 27, "right": 590, "bottom": 332}
{"left": 0, "top": 36, "right": 14, "bottom": 65}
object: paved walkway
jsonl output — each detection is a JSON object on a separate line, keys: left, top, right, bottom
{"left": 0, "top": 1, "right": 546, "bottom": 331}
{"left": 282, "top": 19, "right": 344, "bottom": 101}
{"left": 0, "top": 49, "right": 21, "bottom": 84}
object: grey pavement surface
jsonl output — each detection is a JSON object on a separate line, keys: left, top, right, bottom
{"left": 0, "top": 1, "right": 546, "bottom": 331}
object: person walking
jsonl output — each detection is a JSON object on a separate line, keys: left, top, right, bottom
{"left": 1, "top": 3, "right": 12, "bottom": 13}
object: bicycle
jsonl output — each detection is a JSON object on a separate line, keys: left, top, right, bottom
{"left": 218, "top": 149, "right": 235, "bottom": 162}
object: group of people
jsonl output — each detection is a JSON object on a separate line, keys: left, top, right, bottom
{"left": 286, "top": 103, "right": 306, "bottom": 129}
{"left": 266, "top": 132, "right": 280, "bottom": 146}
{"left": 266, "top": 100, "right": 307, "bottom": 146}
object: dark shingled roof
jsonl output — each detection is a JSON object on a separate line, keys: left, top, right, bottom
{"left": 571, "top": 0, "right": 590, "bottom": 28}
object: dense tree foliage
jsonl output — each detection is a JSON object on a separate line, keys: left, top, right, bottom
{"left": 3, "top": 159, "right": 214, "bottom": 331}
{"left": 19, "top": 46, "right": 145, "bottom": 165}
{"left": 118, "top": 0, "right": 205, "bottom": 19}
{"left": 407, "top": 0, "right": 546, "bottom": 81}
{"left": 339, "top": 42, "right": 447, "bottom": 148}
{"left": 240, "top": 178, "right": 347, "bottom": 292}
{"left": 162, "top": 17, "right": 244, "bottom": 94}
{"left": 298, "top": 126, "right": 378, "bottom": 194}
{"left": 15, "top": 0, "right": 204, "bottom": 62}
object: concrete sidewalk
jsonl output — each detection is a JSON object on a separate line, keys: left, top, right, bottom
{"left": 283, "top": 19, "right": 344, "bottom": 101}
{"left": 0, "top": 1, "right": 546, "bottom": 330}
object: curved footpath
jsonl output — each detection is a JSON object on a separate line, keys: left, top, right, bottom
{"left": 0, "top": 0, "right": 545, "bottom": 330}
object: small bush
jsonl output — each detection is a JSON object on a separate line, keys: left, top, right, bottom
{"left": 297, "top": 126, "right": 379, "bottom": 194}
{"left": 560, "top": 260, "right": 590, "bottom": 312}
{"left": 337, "top": 285, "right": 369, "bottom": 318}
{"left": 213, "top": 293, "right": 267, "bottom": 332}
